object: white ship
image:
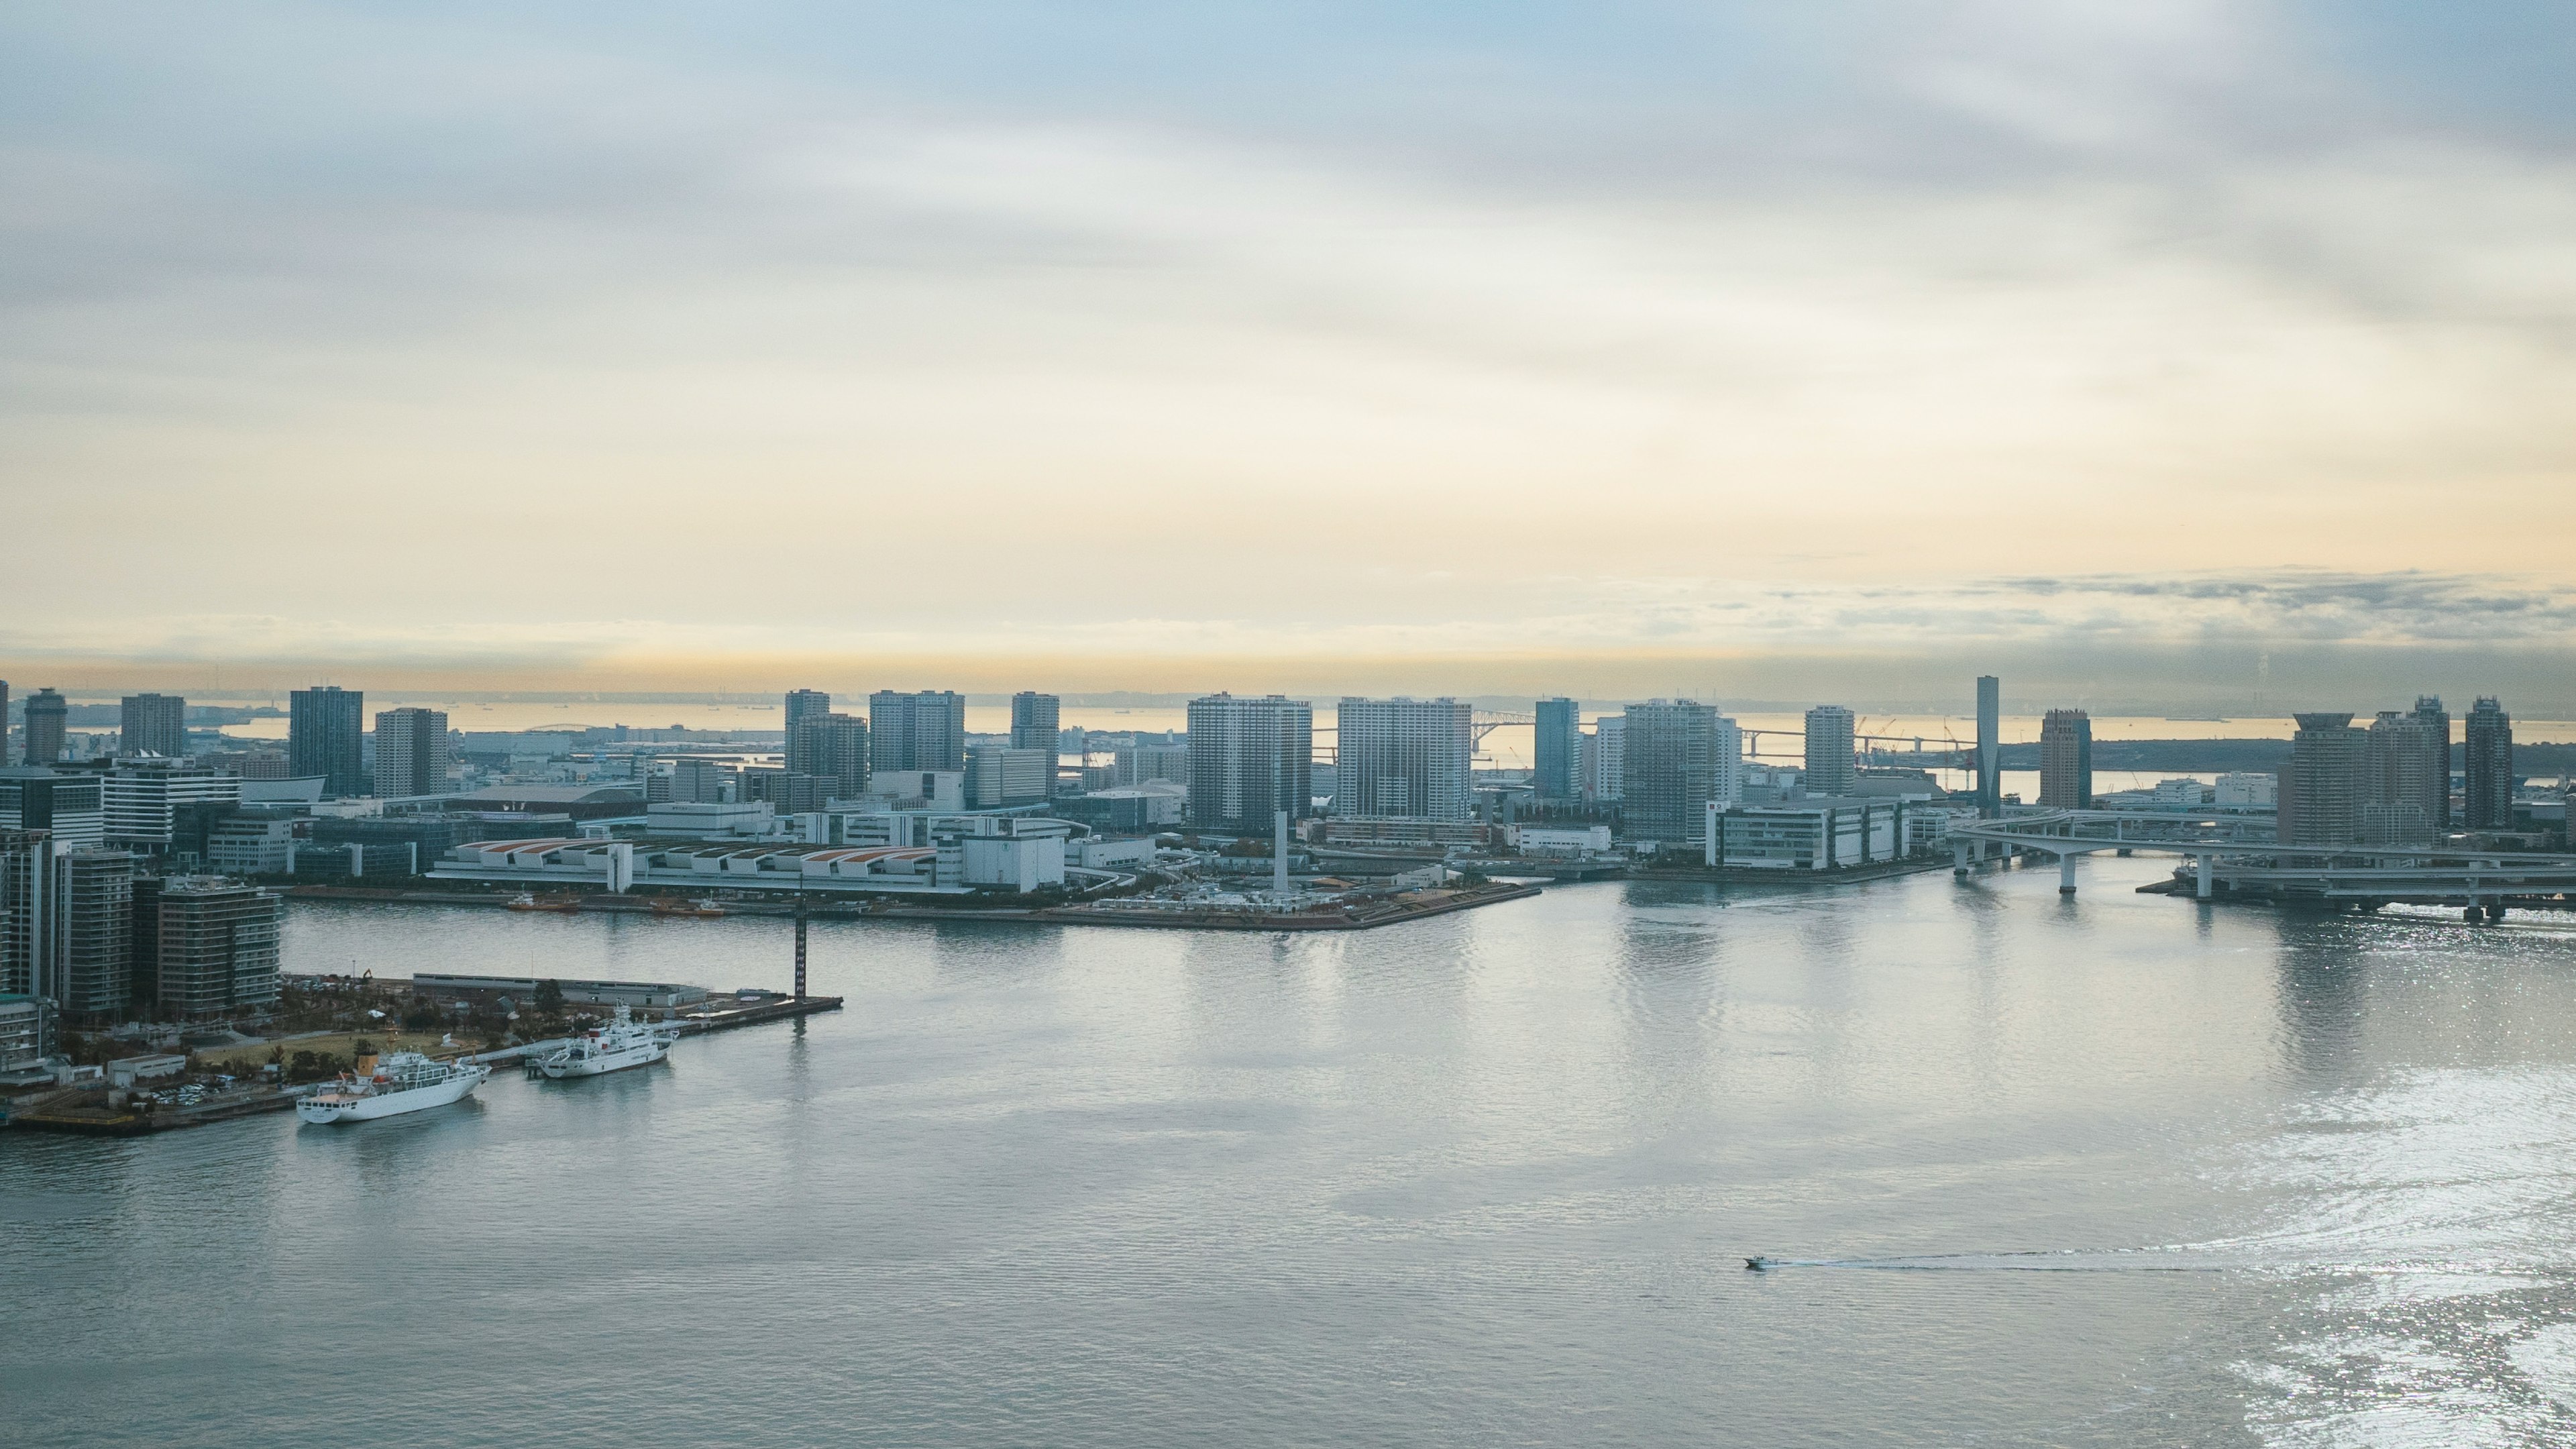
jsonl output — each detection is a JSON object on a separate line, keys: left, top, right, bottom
{"left": 535, "top": 1006, "right": 683, "bottom": 1079}
{"left": 297, "top": 1049, "right": 492, "bottom": 1124}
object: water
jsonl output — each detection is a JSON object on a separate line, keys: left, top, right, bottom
{"left": 11, "top": 857, "right": 2576, "bottom": 1446}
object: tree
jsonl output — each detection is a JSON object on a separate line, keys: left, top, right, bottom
{"left": 533, "top": 979, "right": 566, "bottom": 1014}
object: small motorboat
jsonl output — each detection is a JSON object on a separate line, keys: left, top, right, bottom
{"left": 1744, "top": 1257, "right": 1779, "bottom": 1271}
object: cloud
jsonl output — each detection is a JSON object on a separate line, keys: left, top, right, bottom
{"left": 1, "top": 3, "right": 2572, "bottom": 700}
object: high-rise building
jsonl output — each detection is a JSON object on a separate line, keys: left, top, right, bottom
{"left": 793, "top": 713, "right": 870, "bottom": 800}
{"left": 2279, "top": 712, "right": 2364, "bottom": 848}
{"left": 0, "top": 681, "right": 9, "bottom": 762}
{"left": 1011, "top": 693, "right": 1062, "bottom": 796}
{"left": 869, "top": 690, "right": 967, "bottom": 773}
{"left": 966, "top": 745, "right": 1051, "bottom": 808}
{"left": 23, "top": 688, "right": 67, "bottom": 766}
{"left": 1582, "top": 716, "right": 1626, "bottom": 802}
{"left": 1804, "top": 706, "right": 1858, "bottom": 798}
{"left": 0, "top": 769, "right": 103, "bottom": 845}
{"left": 100, "top": 759, "right": 243, "bottom": 852}
{"left": 1185, "top": 694, "right": 1312, "bottom": 835}
{"left": 120, "top": 693, "right": 186, "bottom": 758}
{"left": 2465, "top": 697, "right": 2514, "bottom": 830}
{"left": 2039, "top": 708, "right": 2093, "bottom": 809}
{"left": 2410, "top": 696, "right": 2453, "bottom": 832}
{"left": 667, "top": 757, "right": 737, "bottom": 804}
{"left": 1534, "top": 698, "right": 1581, "bottom": 801}
{"left": 1113, "top": 741, "right": 1190, "bottom": 786}
{"left": 288, "top": 686, "right": 366, "bottom": 796}
{"left": 1622, "top": 700, "right": 1723, "bottom": 845}
{"left": 2362, "top": 710, "right": 2438, "bottom": 844}
{"left": 1975, "top": 676, "right": 2002, "bottom": 818}
{"left": 738, "top": 767, "right": 826, "bottom": 816}
{"left": 782, "top": 690, "right": 833, "bottom": 775}
{"left": 372, "top": 707, "right": 452, "bottom": 798}
{"left": 0, "top": 829, "right": 50, "bottom": 998}
{"left": 1335, "top": 697, "right": 1473, "bottom": 820}
{"left": 152, "top": 876, "right": 282, "bottom": 1019}
{"left": 54, "top": 847, "right": 133, "bottom": 1022}
{"left": 0, "top": 831, "right": 133, "bottom": 1022}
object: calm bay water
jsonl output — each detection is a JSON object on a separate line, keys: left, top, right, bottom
{"left": 11, "top": 858, "right": 2576, "bottom": 1446}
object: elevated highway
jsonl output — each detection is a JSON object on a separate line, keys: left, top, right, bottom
{"left": 1949, "top": 809, "right": 2576, "bottom": 918}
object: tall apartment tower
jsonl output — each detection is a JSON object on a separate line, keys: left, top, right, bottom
{"left": 2410, "top": 696, "right": 2453, "bottom": 832}
{"left": 1336, "top": 698, "right": 1474, "bottom": 820}
{"left": 152, "top": 876, "right": 283, "bottom": 1019}
{"left": 1185, "top": 694, "right": 1312, "bottom": 835}
{"left": 120, "top": 693, "right": 186, "bottom": 757}
{"left": 1622, "top": 700, "right": 1723, "bottom": 845}
{"left": 1975, "top": 676, "right": 2002, "bottom": 818}
{"left": 2038, "top": 708, "right": 2093, "bottom": 809}
{"left": 0, "top": 829, "right": 50, "bottom": 997}
{"left": 0, "top": 832, "right": 133, "bottom": 1022}
{"left": 782, "top": 689, "right": 833, "bottom": 774}
{"left": 1011, "top": 692, "right": 1061, "bottom": 796}
{"left": 0, "top": 682, "right": 9, "bottom": 763}
{"left": 795, "top": 713, "right": 870, "bottom": 800}
{"left": 288, "top": 686, "right": 366, "bottom": 796}
{"left": 23, "top": 688, "right": 67, "bottom": 766}
{"left": 2464, "top": 697, "right": 2514, "bottom": 830}
{"left": 372, "top": 708, "right": 452, "bottom": 798}
{"left": 2279, "top": 712, "right": 2364, "bottom": 848}
{"left": 868, "top": 690, "right": 967, "bottom": 773}
{"left": 1581, "top": 716, "right": 1625, "bottom": 803}
{"left": 1534, "top": 698, "right": 1581, "bottom": 801}
{"left": 2362, "top": 710, "right": 2438, "bottom": 844}
{"left": 1804, "top": 706, "right": 1858, "bottom": 798}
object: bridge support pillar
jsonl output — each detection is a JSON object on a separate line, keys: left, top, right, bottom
{"left": 1953, "top": 843, "right": 1970, "bottom": 876}
{"left": 2058, "top": 853, "right": 2077, "bottom": 896}
{"left": 2196, "top": 855, "right": 2212, "bottom": 900}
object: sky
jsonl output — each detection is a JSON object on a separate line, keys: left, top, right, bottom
{"left": 4, "top": 2, "right": 2573, "bottom": 712}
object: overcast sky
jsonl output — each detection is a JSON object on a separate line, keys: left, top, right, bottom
{"left": 5, "top": 3, "right": 2573, "bottom": 708}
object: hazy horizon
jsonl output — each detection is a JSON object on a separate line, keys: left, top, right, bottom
{"left": 7, "top": 4, "right": 2571, "bottom": 710}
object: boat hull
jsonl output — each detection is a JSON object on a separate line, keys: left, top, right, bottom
{"left": 295, "top": 1065, "right": 490, "bottom": 1124}
{"left": 538, "top": 1040, "right": 669, "bottom": 1079}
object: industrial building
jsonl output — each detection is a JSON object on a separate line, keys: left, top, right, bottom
{"left": 1703, "top": 798, "right": 1917, "bottom": 871}
{"left": 1334, "top": 696, "right": 1472, "bottom": 821}
{"left": 432, "top": 812, "right": 1077, "bottom": 896}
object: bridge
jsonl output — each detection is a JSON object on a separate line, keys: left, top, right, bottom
{"left": 1949, "top": 809, "right": 2576, "bottom": 918}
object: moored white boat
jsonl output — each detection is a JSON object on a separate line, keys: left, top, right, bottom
{"left": 535, "top": 1006, "right": 683, "bottom": 1079}
{"left": 297, "top": 1050, "right": 492, "bottom": 1124}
